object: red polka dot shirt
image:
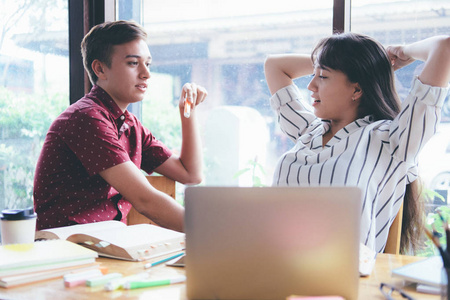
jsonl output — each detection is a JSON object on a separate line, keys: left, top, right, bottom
{"left": 33, "top": 85, "right": 172, "bottom": 230}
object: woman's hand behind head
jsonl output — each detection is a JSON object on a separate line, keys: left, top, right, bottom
{"left": 386, "top": 45, "right": 415, "bottom": 71}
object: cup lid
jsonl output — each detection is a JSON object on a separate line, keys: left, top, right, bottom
{"left": 1, "top": 207, "right": 36, "bottom": 220}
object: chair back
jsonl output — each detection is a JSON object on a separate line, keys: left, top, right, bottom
{"left": 384, "top": 202, "right": 404, "bottom": 255}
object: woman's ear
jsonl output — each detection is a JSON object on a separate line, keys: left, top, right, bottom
{"left": 353, "top": 83, "right": 363, "bottom": 100}
{"left": 92, "top": 59, "right": 107, "bottom": 81}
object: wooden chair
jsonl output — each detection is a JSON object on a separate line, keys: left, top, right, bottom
{"left": 384, "top": 202, "right": 404, "bottom": 255}
{"left": 126, "top": 175, "right": 176, "bottom": 226}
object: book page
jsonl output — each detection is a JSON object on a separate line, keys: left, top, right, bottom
{"left": 35, "top": 220, "right": 126, "bottom": 241}
{"left": 67, "top": 224, "right": 183, "bottom": 248}
{"left": 67, "top": 224, "right": 185, "bottom": 260}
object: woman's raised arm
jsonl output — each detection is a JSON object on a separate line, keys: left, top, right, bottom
{"left": 387, "top": 35, "right": 450, "bottom": 87}
{"left": 264, "top": 54, "right": 314, "bottom": 95}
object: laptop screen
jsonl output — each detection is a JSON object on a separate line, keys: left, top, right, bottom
{"left": 185, "top": 186, "right": 362, "bottom": 300}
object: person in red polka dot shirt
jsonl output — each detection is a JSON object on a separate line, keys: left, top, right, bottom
{"left": 33, "top": 20, "right": 207, "bottom": 232}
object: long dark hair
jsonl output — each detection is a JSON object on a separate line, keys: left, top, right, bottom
{"left": 311, "top": 32, "right": 400, "bottom": 121}
{"left": 312, "top": 32, "right": 423, "bottom": 253}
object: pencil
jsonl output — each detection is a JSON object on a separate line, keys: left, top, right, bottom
{"left": 144, "top": 252, "right": 185, "bottom": 269}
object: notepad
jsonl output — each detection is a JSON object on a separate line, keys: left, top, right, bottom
{"left": 0, "top": 240, "right": 99, "bottom": 288}
{"left": 0, "top": 240, "right": 98, "bottom": 274}
{"left": 391, "top": 256, "right": 443, "bottom": 287}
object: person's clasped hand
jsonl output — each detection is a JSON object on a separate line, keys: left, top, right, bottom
{"left": 386, "top": 45, "right": 415, "bottom": 71}
{"left": 180, "top": 82, "right": 208, "bottom": 118}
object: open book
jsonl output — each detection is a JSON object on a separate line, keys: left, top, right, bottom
{"left": 35, "top": 220, "right": 185, "bottom": 261}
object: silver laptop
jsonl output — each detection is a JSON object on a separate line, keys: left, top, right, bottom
{"left": 184, "top": 186, "right": 362, "bottom": 300}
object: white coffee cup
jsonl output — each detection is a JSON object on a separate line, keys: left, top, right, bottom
{"left": 0, "top": 207, "right": 37, "bottom": 245}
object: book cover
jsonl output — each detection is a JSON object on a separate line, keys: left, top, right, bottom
{"left": 35, "top": 220, "right": 185, "bottom": 261}
{"left": 0, "top": 263, "right": 99, "bottom": 288}
{"left": 0, "top": 240, "right": 98, "bottom": 273}
{"left": 0, "top": 257, "right": 96, "bottom": 277}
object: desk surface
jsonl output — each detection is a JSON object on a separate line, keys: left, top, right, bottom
{"left": 0, "top": 253, "right": 440, "bottom": 300}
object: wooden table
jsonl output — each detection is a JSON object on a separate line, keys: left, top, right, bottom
{"left": 0, "top": 253, "right": 440, "bottom": 300}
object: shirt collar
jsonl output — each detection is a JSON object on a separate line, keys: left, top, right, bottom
{"left": 88, "top": 85, "right": 130, "bottom": 121}
{"left": 332, "top": 115, "right": 374, "bottom": 140}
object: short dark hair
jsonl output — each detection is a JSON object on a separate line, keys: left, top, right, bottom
{"left": 81, "top": 20, "right": 148, "bottom": 84}
{"left": 311, "top": 32, "right": 400, "bottom": 121}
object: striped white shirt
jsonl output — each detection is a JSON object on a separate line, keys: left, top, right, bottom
{"left": 271, "top": 77, "right": 449, "bottom": 252}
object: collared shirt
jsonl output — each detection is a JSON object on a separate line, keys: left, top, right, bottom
{"left": 270, "top": 77, "right": 449, "bottom": 252}
{"left": 34, "top": 85, "right": 172, "bottom": 230}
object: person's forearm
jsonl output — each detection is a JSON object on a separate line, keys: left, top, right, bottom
{"left": 403, "top": 36, "right": 449, "bottom": 62}
{"left": 264, "top": 54, "right": 313, "bottom": 95}
{"left": 99, "top": 162, "right": 186, "bottom": 232}
{"left": 405, "top": 36, "right": 450, "bottom": 87}
{"left": 139, "top": 190, "right": 185, "bottom": 232}
{"left": 178, "top": 108, "right": 203, "bottom": 184}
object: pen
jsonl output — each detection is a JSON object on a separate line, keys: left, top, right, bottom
{"left": 144, "top": 252, "right": 184, "bottom": 269}
{"left": 123, "top": 275, "right": 186, "bottom": 290}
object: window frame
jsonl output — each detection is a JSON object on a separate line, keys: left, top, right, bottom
{"left": 67, "top": 0, "right": 349, "bottom": 104}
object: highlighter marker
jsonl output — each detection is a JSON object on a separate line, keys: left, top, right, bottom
{"left": 123, "top": 275, "right": 186, "bottom": 290}
{"left": 64, "top": 269, "right": 103, "bottom": 288}
{"left": 104, "top": 272, "right": 150, "bottom": 291}
{"left": 184, "top": 95, "right": 192, "bottom": 118}
{"left": 85, "top": 272, "right": 122, "bottom": 287}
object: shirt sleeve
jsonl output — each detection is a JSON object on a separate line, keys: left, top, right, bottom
{"left": 140, "top": 126, "right": 173, "bottom": 174}
{"left": 60, "top": 107, "right": 131, "bottom": 176}
{"left": 388, "top": 77, "right": 449, "bottom": 166}
{"left": 270, "top": 84, "right": 320, "bottom": 142}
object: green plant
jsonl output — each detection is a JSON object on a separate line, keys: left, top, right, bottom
{"left": 0, "top": 88, "right": 68, "bottom": 210}
{"left": 420, "top": 205, "right": 450, "bottom": 257}
{"left": 233, "top": 157, "right": 266, "bottom": 187}
{"left": 414, "top": 185, "right": 449, "bottom": 257}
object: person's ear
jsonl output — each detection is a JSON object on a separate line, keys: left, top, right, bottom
{"left": 92, "top": 59, "right": 107, "bottom": 80}
{"left": 353, "top": 83, "right": 363, "bottom": 101}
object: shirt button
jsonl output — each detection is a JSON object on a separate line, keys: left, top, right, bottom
{"left": 120, "top": 115, "right": 125, "bottom": 121}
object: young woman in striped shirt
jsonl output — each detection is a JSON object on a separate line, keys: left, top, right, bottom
{"left": 264, "top": 34, "right": 450, "bottom": 253}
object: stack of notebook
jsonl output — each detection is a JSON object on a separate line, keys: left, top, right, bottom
{"left": 0, "top": 239, "right": 98, "bottom": 288}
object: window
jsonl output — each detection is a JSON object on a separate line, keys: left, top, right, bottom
{"left": 352, "top": 0, "right": 450, "bottom": 209}
{"left": 0, "top": 0, "right": 69, "bottom": 211}
{"left": 140, "top": 0, "right": 333, "bottom": 186}
{"left": 1, "top": 1, "right": 449, "bottom": 253}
